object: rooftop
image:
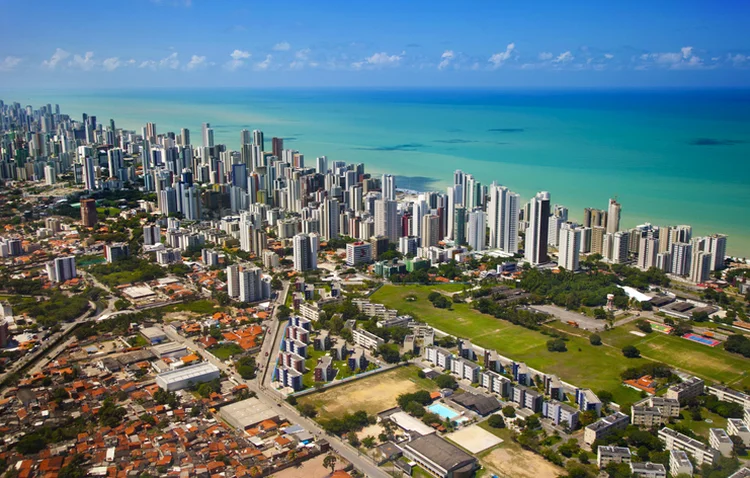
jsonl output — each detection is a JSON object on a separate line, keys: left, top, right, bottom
{"left": 155, "top": 362, "right": 219, "bottom": 384}
{"left": 405, "top": 434, "right": 476, "bottom": 472}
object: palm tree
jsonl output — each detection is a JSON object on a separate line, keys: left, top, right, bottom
{"left": 323, "top": 454, "right": 337, "bottom": 474}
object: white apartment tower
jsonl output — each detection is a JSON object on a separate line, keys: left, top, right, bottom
{"left": 487, "top": 184, "right": 520, "bottom": 253}
{"left": 558, "top": 223, "right": 581, "bottom": 271}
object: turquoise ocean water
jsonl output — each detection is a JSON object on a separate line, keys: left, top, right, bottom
{"left": 6, "top": 88, "right": 750, "bottom": 256}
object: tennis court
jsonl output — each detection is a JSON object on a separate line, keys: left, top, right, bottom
{"left": 648, "top": 321, "right": 673, "bottom": 334}
{"left": 683, "top": 333, "right": 720, "bottom": 347}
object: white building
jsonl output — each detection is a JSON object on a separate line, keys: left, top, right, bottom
{"left": 597, "top": 446, "right": 631, "bottom": 469}
{"left": 46, "top": 255, "right": 77, "bottom": 283}
{"left": 630, "top": 462, "right": 666, "bottom": 478}
{"left": 558, "top": 223, "right": 581, "bottom": 271}
{"left": 466, "top": 210, "right": 486, "bottom": 252}
{"left": 346, "top": 241, "right": 372, "bottom": 266}
{"left": 155, "top": 362, "right": 221, "bottom": 391}
{"left": 293, "top": 233, "right": 318, "bottom": 272}
{"left": 658, "top": 427, "right": 720, "bottom": 466}
{"left": 669, "top": 450, "right": 693, "bottom": 477}
{"left": 709, "top": 428, "right": 734, "bottom": 457}
{"left": 351, "top": 327, "right": 384, "bottom": 350}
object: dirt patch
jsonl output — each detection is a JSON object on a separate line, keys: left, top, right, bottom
{"left": 300, "top": 367, "right": 437, "bottom": 419}
{"left": 273, "top": 454, "right": 348, "bottom": 478}
{"left": 482, "top": 447, "right": 564, "bottom": 478}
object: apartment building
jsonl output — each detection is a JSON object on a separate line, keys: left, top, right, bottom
{"left": 584, "top": 412, "right": 629, "bottom": 446}
{"left": 709, "top": 428, "right": 734, "bottom": 457}
{"left": 543, "top": 400, "right": 580, "bottom": 429}
{"left": 707, "top": 385, "right": 750, "bottom": 409}
{"left": 450, "top": 357, "right": 480, "bottom": 383}
{"left": 630, "top": 462, "right": 666, "bottom": 478}
{"left": 669, "top": 450, "right": 693, "bottom": 478}
{"left": 665, "top": 376, "right": 704, "bottom": 404}
{"left": 658, "top": 427, "right": 719, "bottom": 466}
{"left": 597, "top": 446, "right": 631, "bottom": 469}
{"left": 351, "top": 327, "right": 385, "bottom": 350}
{"left": 424, "top": 346, "right": 453, "bottom": 370}
{"left": 480, "top": 370, "right": 511, "bottom": 398}
{"left": 631, "top": 397, "right": 680, "bottom": 427}
{"left": 576, "top": 388, "right": 602, "bottom": 416}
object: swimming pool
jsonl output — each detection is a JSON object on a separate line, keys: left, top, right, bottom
{"left": 427, "top": 403, "right": 467, "bottom": 422}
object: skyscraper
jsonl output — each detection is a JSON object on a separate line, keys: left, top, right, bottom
{"left": 316, "top": 156, "right": 328, "bottom": 174}
{"left": 375, "top": 198, "right": 399, "bottom": 243}
{"left": 83, "top": 156, "right": 97, "bottom": 190}
{"left": 453, "top": 206, "right": 466, "bottom": 245}
{"left": 293, "top": 233, "right": 318, "bottom": 272}
{"left": 671, "top": 242, "right": 693, "bottom": 276}
{"left": 637, "top": 236, "right": 659, "bottom": 270}
{"left": 320, "top": 198, "right": 340, "bottom": 241}
{"left": 558, "top": 223, "right": 581, "bottom": 271}
{"left": 240, "top": 129, "right": 252, "bottom": 145}
{"left": 525, "top": 191, "right": 551, "bottom": 265}
{"left": 239, "top": 266, "right": 263, "bottom": 303}
{"left": 226, "top": 264, "right": 240, "bottom": 298}
{"left": 690, "top": 250, "right": 712, "bottom": 284}
{"left": 202, "top": 123, "right": 213, "bottom": 148}
{"left": 253, "top": 130, "right": 264, "bottom": 150}
{"left": 421, "top": 214, "right": 440, "bottom": 248}
{"left": 466, "top": 210, "right": 487, "bottom": 252}
{"left": 487, "top": 184, "right": 520, "bottom": 253}
{"left": 80, "top": 198, "right": 98, "bottom": 227}
{"left": 705, "top": 234, "right": 727, "bottom": 271}
{"left": 606, "top": 198, "right": 621, "bottom": 234}
{"left": 382, "top": 174, "right": 396, "bottom": 201}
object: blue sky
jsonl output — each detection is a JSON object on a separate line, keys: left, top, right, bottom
{"left": 1, "top": 0, "right": 749, "bottom": 88}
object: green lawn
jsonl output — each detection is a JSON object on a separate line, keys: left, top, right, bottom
{"left": 601, "top": 323, "right": 750, "bottom": 389}
{"left": 211, "top": 343, "right": 244, "bottom": 360}
{"left": 163, "top": 300, "right": 221, "bottom": 314}
{"left": 373, "top": 284, "right": 644, "bottom": 405}
{"left": 670, "top": 408, "right": 728, "bottom": 439}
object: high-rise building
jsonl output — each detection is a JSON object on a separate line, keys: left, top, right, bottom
{"left": 375, "top": 199, "right": 399, "bottom": 243}
{"left": 253, "top": 130, "right": 264, "bottom": 150}
{"left": 591, "top": 226, "right": 606, "bottom": 255}
{"left": 705, "top": 234, "right": 727, "bottom": 271}
{"left": 83, "top": 156, "right": 97, "bottom": 190}
{"left": 611, "top": 231, "right": 630, "bottom": 264}
{"left": 46, "top": 256, "right": 77, "bottom": 283}
{"left": 584, "top": 208, "right": 607, "bottom": 228}
{"left": 558, "top": 224, "right": 581, "bottom": 271}
{"left": 671, "top": 242, "right": 693, "bottom": 276}
{"left": 606, "top": 198, "right": 621, "bottom": 234}
{"left": 272, "top": 137, "right": 284, "bottom": 158}
{"left": 382, "top": 174, "right": 396, "bottom": 201}
{"left": 487, "top": 184, "right": 520, "bottom": 253}
{"left": 80, "top": 198, "right": 98, "bottom": 227}
{"left": 239, "top": 266, "right": 263, "bottom": 303}
{"left": 690, "top": 251, "right": 712, "bottom": 284}
{"left": 453, "top": 206, "right": 466, "bottom": 245}
{"left": 525, "top": 191, "right": 551, "bottom": 265}
{"left": 466, "top": 210, "right": 486, "bottom": 252}
{"left": 421, "top": 214, "right": 440, "bottom": 248}
{"left": 240, "top": 129, "right": 252, "bottom": 145}
{"left": 143, "top": 224, "right": 161, "bottom": 246}
{"left": 320, "top": 198, "right": 340, "bottom": 241}
{"left": 637, "top": 236, "right": 659, "bottom": 270}
{"left": 202, "top": 122, "right": 213, "bottom": 148}
{"left": 316, "top": 156, "right": 328, "bottom": 174}
{"left": 226, "top": 264, "right": 240, "bottom": 298}
{"left": 293, "top": 233, "right": 318, "bottom": 272}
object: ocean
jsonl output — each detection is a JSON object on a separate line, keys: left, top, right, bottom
{"left": 6, "top": 88, "right": 750, "bottom": 256}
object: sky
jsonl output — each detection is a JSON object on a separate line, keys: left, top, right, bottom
{"left": 1, "top": 0, "right": 749, "bottom": 88}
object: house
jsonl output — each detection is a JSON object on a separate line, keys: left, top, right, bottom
{"left": 658, "top": 427, "right": 719, "bottom": 466}
{"left": 402, "top": 434, "right": 478, "bottom": 478}
{"left": 630, "top": 462, "right": 666, "bottom": 478}
{"left": 584, "top": 412, "right": 629, "bottom": 446}
{"left": 597, "top": 446, "right": 631, "bottom": 469}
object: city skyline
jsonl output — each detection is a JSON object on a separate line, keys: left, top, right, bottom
{"left": 1, "top": 1, "right": 750, "bottom": 88}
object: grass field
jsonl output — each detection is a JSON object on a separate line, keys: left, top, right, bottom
{"left": 211, "top": 343, "right": 244, "bottom": 360}
{"left": 372, "top": 284, "right": 644, "bottom": 405}
{"left": 297, "top": 365, "right": 437, "bottom": 420}
{"left": 372, "top": 284, "right": 750, "bottom": 404}
{"left": 671, "top": 408, "right": 728, "bottom": 439}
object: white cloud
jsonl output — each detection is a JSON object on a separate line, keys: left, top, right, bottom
{"left": 604, "top": 53, "right": 614, "bottom": 60}
{"left": 42, "top": 48, "right": 70, "bottom": 69}
{"left": 255, "top": 54, "right": 273, "bottom": 71}
{"left": 352, "top": 51, "right": 404, "bottom": 69}
{"left": 70, "top": 52, "right": 95, "bottom": 70}
{"left": 289, "top": 49, "right": 317, "bottom": 70}
{"left": 553, "top": 51, "right": 574, "bottom": 63}
{"left": 139, "top": 60, "right": 157, "bottom": 69}
{"left": 729, "top": 53, "right": 748, "bottom": 65}
{"left": 159, "top": 52, "right": 180, "bottom": 69}
{"left": 640, "top": 46, "right": 704, "bottom": 69}
{"left": 538, "top": 52, "right": 553, "bottom": 61}
{"left": 488, "top": 43, "right": 516, "bottom": 68}
{"left": 273, "top": 42, "right": 291, "bottom": 51}
{"left": 0, "top": 56, "right": 22, "bottom": 71}
{"left": 102, "top": 57, "right": 121, "bottom": 71}
{"left": 231, "top": 49, "right": 251, "bottom": 60}
{"left": 186, "top": 55, "right": 207, "bottom": 70}
{"left": 438, "top": 50, "right": 455, "bottom": 70}
{"left": 295, "top": 48, "right": 311, "bottom": 60}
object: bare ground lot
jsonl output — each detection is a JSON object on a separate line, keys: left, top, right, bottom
{"left": 481, "top": 447, "right": 564, "bottom": 478}
{"left": 297, "top": 366, "right": 437, "bottom": 420}
{"left": 273, "top": 454, "right": 349, "bottom": 478}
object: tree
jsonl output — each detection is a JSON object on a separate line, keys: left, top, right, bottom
{"left": 362, "top": 436, "right": 376, "bottom": 448}
{"left": 405, "top": 401, "right": 426, "bottom": 417}
{"left": 622, "top": 345, "right": 641, "bottom": 358}
{"left": 488, "top": 414, "right": 505, "bottom": 428}
{"left": 298, "top": 403, "right": 318, "bottom": 418}
{"left": 596, "top": 390, "right": 614, "bottom": 405}
{"left": 323, "top": 454, "right": 338, "bottom": 474}
{"left": 434, "top": 374, "right": 458, "bottom": 390}
{"left": 502, "top": 405, "right": 516, "bottom": 418}
{"left": 277, "top": 305, "right": 291, "bottom": 321}
{"left": 578, "top": 451, "right": 590, "bottom": 464}
{"left": 635, "top": 320, "right": 652, "bottom": 333}
{"left": 58, "top": 454, "right": 87, "bottom": 478}
{"left": 547, "top": 338, "right": 567, "bottom": 352}
{"left": 377, "top": 344, "right": 401, "bottom": 364}
{"left": 593, "top": 308, "right": 607, "bottom": 320}
{"left": 589, "top": 334, "right": 602, "bottom": 346}
{"left": 580, "top": 410, "right": 598, "bottom": 426}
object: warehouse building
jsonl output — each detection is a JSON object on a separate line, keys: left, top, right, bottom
{"left": 155, "top": 362, "right": 220, "bottom": 391}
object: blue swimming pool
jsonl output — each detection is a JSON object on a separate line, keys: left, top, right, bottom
{"left": 428, "top": 403, "right": 467, "bottom": 422}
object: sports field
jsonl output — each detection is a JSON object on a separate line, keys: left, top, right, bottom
{"left": 372, "top": 284, "right": 750, "bottom": 401}
{"left": 297, "top": 365, "right": 437, "bottom": 420}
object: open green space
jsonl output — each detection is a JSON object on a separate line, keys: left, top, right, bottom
{"left": 671, "top": 408, "right": 728, "bottom": 439}
{"left": 160, "top": 300, "right": 220, "bottom": 315}
{"left": 372, "top": 284, "right": 749, "bottom": 405}
{"left": 211, "top": 343, "right": 244, "bottom": 360}
{"left": 373, "top": 284, "right": 644, "bottom": 405}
